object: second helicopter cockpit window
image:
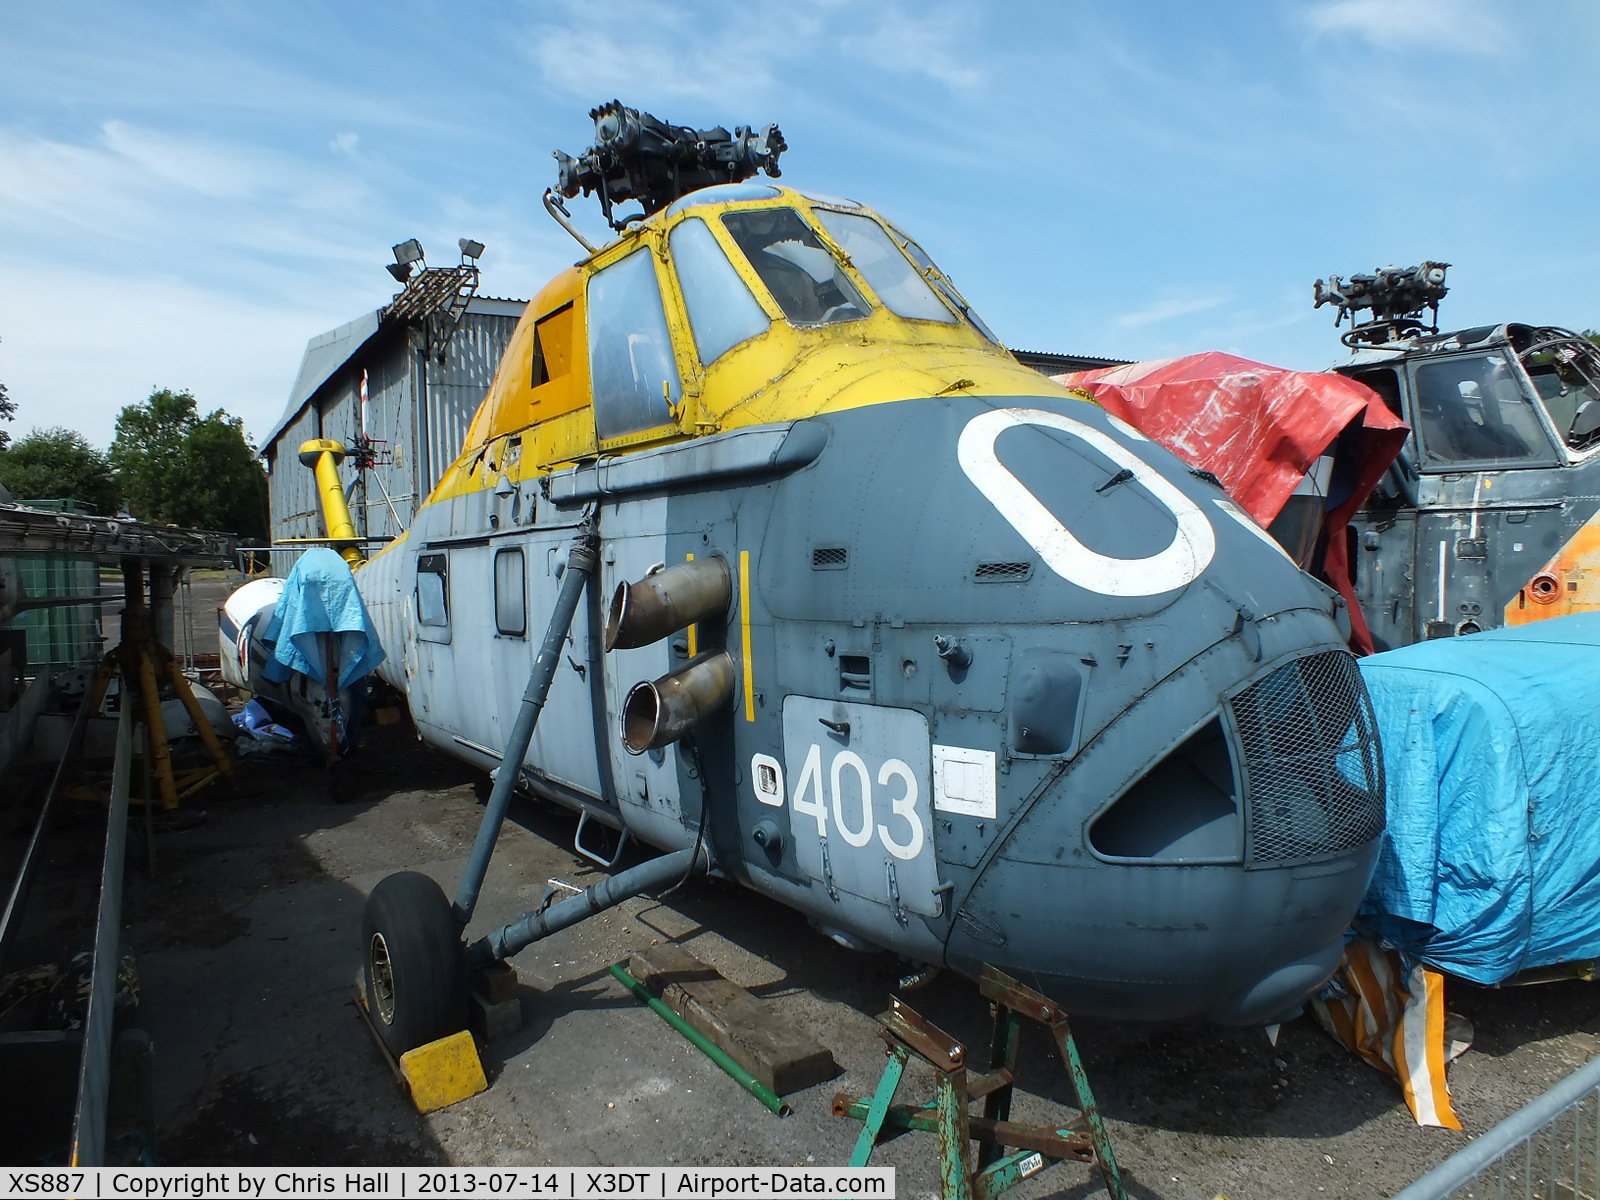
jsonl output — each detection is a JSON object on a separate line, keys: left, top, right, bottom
{"left": 1413, "top": 353, "right": 1558, "bottom": 469}
{"left": 720, "top": 208, "right": 871, "bottom": 327}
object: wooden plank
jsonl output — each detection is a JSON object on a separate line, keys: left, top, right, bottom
{"left": 628, "top": 944, "right": 837, "bottom": 1096}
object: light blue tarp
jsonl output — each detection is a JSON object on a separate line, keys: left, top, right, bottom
{"left": 258, "top": 547, "right": 385, "bottom": 692}
{"left": 1357, "top": 613, "right": 1600, "bottom": 984}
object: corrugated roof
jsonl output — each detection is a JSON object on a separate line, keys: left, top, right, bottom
{"left": 1009, "top": 348, "right": 1131, "bottom": 374}
{"left": 262, "top": 309, "right": 382, "bottom": 450}
{"left": 262, "top": 295, "right": 528, "bottom": 451}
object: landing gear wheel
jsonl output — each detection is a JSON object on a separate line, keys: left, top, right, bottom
{"left": 362, "top": 871, "right": 468, "bottom": 1058}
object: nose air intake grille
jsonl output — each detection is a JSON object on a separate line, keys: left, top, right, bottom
{"left": 1230, "top": 650, "right": 1384, "bottom": 865}
{"left": 812, "top": 545, "right": 848, "bottom": 569}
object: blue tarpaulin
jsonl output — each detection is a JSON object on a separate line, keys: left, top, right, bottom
{"left": 1357, "top": 614, "right": 1600, "bottom": 983}
{"left": 258, "top": 547, "right": 385, "bottom": 691}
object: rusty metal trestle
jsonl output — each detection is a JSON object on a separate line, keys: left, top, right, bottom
{"left": 831, "top": 964, "right": 1125, "bottom": 1200}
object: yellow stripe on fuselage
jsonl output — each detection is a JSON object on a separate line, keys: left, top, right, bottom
{"left": 739, "top": 550, "right": 754, "bottom": 723}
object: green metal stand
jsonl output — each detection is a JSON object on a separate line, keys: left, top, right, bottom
{"left": 832, "top": 964, "right": 1125, "bottom": 1200}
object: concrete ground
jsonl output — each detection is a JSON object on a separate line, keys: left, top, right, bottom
{"left": 8, "top": 569, "right": 1600, "bottom": 1197}
{"left": 76, "top": 726, "right": 1600, "bottom": 1200}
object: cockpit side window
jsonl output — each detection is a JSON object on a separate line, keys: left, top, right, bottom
{"left": 1521, "top": 338, "right": 1600, "bottom": 451}
{"left": 531, "top": 302, "right": 574, "bottom": 389}
{"left": 882, "top": 221, "right": 1001, "bottom": 344}
{"left": 668, "top": 217, "right": 772, "bottom": 367}
{"left": 587, "top": 248, "right": 682, "bottom": 442}
{"left": 720, "top": 208, "right": 871, "bottom": 327}
{"left": 1411, "top": 353, "right": 1557, "bottom": 469}
{"left": 812, "top": 210, "right": 955, "bottom": 324}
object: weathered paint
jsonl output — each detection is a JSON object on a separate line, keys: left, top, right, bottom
{"left": 312, "top": 187, "right": 1385, "bottom": 1025}
{"left": 1504, "top": 505, "right": 1600, "bottom": 624}
{"left": 1343, "top": 324, "right": 1600, "bottom": 648}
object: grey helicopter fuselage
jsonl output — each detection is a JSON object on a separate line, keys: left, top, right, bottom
{"left": 283, "top": 181, "right": 1392, "bottom": 1028}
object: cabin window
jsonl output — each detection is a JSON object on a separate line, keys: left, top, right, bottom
{"left": 587, "top": 249, "right": 682, "bottom": 441}
{"left": 1412, "top": 353, "right": 1557, "bottom": 469}
{"left": 668, "top": 217, "right": 771, "bottom": 366}
{"left": 494, "top": 548, "right": 526, "bottom": 637}
{"left": 1347, "top": 367, "right": 1403, "bottom": 419}
{"left": 721, "top": 208, "right": 871, "bottom": 327}
{"left": 813, "top": 210, "right": 955, "bottom": 324}
{"left": 663, "top": 182, "right": 781, "bottom": 216}
{"left": 416, "top": 553, "right": 449, "bottom": 627}
{"left": 531, "top": 302, "right": 574, "bottom": 389}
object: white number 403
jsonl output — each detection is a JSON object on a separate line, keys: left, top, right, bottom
{"left": 752, "top": 746, "right": 924, "bottom": 861}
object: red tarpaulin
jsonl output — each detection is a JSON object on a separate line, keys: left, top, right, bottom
{"left": 1056, "top": 352, "right": 1409, "bottom": 654}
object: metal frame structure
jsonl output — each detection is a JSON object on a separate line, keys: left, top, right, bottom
{"left": 1396, "top": 1054, "right": 1600, "bottom": 1200}
{"left": 832, "top": 965, "right": 1125, "bottom": 1200}
{"left": 0, "top": 510, "right": 231, "bottom": 1163}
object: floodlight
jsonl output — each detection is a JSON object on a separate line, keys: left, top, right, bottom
{"left": 392, "top": 239, "right": 425, "bottom": 267}
{"left": 458, "top": 238, "right": 486, "bottom": 261}
{"left": 386, "top": 262, "right": 413, "bottom": 284}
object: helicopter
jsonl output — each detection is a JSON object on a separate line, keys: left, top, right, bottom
{"left": 1316, "top": 265, "right": 1600, "bottom": 648}
{"left": 263, "top": 103, "right": 1389, "bottom": 1059}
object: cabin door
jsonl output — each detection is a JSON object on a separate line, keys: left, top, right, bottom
{"left": 519, "top": 524, "right": 605, "bottom": 799}
{"left": 411, "top": 544, "right": 501, "bottom": 753}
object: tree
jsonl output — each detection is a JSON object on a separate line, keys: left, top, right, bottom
{"left": 110, "top": 388, "right": 268, "bottom": 540}
{"left": 0, "top": 337, "right": 15, "bottom": 451}
{"left": 0, "top": 427, "right": 120, "bottom": 513}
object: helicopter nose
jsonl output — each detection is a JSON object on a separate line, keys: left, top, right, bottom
{"left": 944, "top": 635, "right": 1384, "bottom": 1024}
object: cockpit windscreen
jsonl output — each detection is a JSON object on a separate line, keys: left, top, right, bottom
{"left": 721, "top": 208, "right": 871, "bottom": 327}
{"left": 1412, "top": 353, "right": 1558, "bottom": 469}
{"left": 812, "top": 210, "right": 954, "bottom": 323}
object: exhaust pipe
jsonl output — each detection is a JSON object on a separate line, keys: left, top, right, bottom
{"left": 622, "top": 651, "right": 735, "bottom": 754}
{"left": 606, "top": 557, "right": 731, "bottom": 652}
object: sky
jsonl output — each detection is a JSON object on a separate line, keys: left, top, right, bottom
{"left": 2, "top": 0, "right": 1598, "bottom": 450}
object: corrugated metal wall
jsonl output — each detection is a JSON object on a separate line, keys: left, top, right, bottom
{"left": 267, "top": 404, "right": 324, "bottom": 576}
{"left": 265, "top": 310, "right": 520, "bottom": 575}
{"left": 422, "top": 314, "right": 518, "bottom": 491}
{"left": 360, "top": 335, "right": 420, "bottom": 541}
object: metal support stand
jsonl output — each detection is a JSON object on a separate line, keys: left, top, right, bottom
{"left": 832, "top": 965, "right": 1125, "bottom": 1200}
{"left": 84, "top": 561, "right": 232, "bottom": 809}
{"left": 0, "top": 564, "right": 228, "bottom": 973}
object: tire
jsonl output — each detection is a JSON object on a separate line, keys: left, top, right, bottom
{"left": 362, "top": 871, "right": 468, "bottom": 1058}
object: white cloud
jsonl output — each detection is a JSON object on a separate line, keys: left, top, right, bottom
{"left": 516, "top": 0, "right": 983, "bottom": 110}
{"left": 518, "top": 4, "right": 785, "bottom": 108}
{"left": 838, "top": 5, "right": 986, "bottom": 91}
{"left": 330, "top": 132, "right": 359, "bottom": 154}
{"left": 1116, "top": 293, "right": 1230, "bottom": 329}
{"left": 1303, "top": 0, "right": 1508, "bottom": 56}
{"left": 0, "top": 121, "right": 375, "bottom": 281}
{"left": 0, "top": 260, "right": 326, "bottom": 449}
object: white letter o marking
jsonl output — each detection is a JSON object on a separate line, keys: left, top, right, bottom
{"left": 957, "top": 407, "right": 1215, "bottom": 597}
